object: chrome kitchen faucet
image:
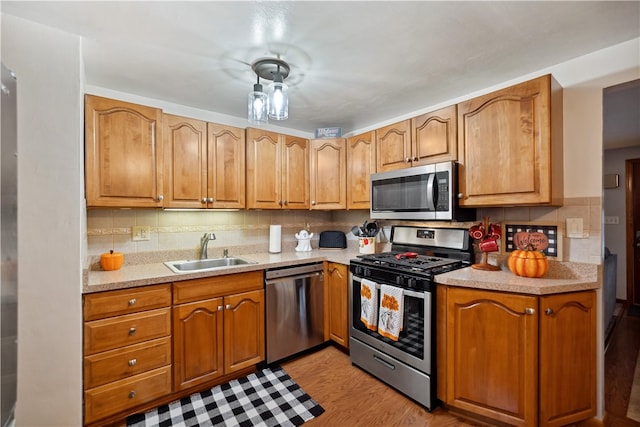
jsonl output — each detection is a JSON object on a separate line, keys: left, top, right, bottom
{"left": 200, "top": 232, "right": 216, "bottom": 259}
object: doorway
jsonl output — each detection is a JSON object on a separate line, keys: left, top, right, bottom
{"left": 626, "top": 158, "right": 640, "bottom": 313}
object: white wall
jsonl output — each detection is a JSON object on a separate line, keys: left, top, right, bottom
{"left": 1, "top": 14, "right": 84, "bottom": 426}
{"left": 604, "top": 146, "right": 640, "bottom": 299}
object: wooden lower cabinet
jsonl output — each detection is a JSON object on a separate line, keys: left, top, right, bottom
{"left": 438, "top": 286, "right": 596, "bottom": 427}
{"left": 173, "top": 274, "right": 265, "bottom": 391}
{"left": 326, "top": 262, "right": 349, "bottom": 348}
{"left": 83, "top": 272, "right": 265, "bottom": 425}
{"left": 83, "top": 284, "right": 172, "bottom": 425}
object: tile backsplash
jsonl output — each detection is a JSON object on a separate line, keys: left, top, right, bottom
{"left": 87, "top": 197, "right": 601, "bottom": 264}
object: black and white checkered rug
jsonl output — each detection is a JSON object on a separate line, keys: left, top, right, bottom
{"left": 127, "top": 366, "right": 324, "bottom": 427}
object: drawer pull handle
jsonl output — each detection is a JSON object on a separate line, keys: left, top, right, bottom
{"left": 128, "top": 391, "right": 136, "bottom": 399}
{"left": 128, "top": 358, "right": 137, "bottom": 367}
{"left": 128, "top": 298, "right": 137, "bottom": 306}
{"left": 225, "top": 304, "right": 232, "bottom": 310}
{"left": 128, "top": 327, "right": 136, "bottom": 336}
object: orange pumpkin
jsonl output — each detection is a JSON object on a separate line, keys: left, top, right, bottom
{"left": 100, "top": 250, "right": 124, "bottom": 271}
{"left": 508, "top": 244, "right": 549, "bottom": 278}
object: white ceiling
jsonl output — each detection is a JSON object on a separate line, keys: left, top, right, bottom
{"left": 3, "top": 1, "right": 640, "bottom": 139}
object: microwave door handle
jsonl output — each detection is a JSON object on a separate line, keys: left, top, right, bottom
{"left": 426, "top": 173, "right": 436, "bottom": 210}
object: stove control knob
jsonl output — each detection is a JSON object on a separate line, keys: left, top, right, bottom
{"left": 395, "top": 275, "right": 405, "bottom": 286}
{"left": 354, "top": 266, "right": 363, "bottom": 276}
{"left": 407, "top": 278, "right": 417, "bottom": 288}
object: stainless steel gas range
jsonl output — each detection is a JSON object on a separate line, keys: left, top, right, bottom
{"left": 349, "top": 226, "right": 473, "bottom": 410}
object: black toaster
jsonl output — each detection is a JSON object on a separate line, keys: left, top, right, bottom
{"left": 318, "top": 230, "right": 347, "bottom": 249}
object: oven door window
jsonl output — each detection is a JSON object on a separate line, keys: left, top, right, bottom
{"left": 352, "top": 279, "right": 425, "bottom": 359}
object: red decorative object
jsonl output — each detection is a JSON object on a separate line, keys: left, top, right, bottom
{"left": 469, "top": 216, "right": 501, "bottom": 271}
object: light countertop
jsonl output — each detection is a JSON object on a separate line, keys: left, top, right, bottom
{"left": 84, "top": 248, "right": 361, "bottom": 294}
{"left": 435, "top": 261, "right": 600, "bottom": 295}
{"left": 84, "top": 248, "right": 600, "bottom": 296}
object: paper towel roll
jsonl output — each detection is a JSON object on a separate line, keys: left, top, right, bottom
{"left": 269, "top": 225, "right": 282, "bottom": 253}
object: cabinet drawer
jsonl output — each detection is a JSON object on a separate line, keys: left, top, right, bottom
{"left": 84, "top": 308, "right": 171, "bottom": 355}
{"left": 84, "top": 337, "right": 171, "bottom": 389}
{"left": 84, "top": 284, "right": 172, "bottom": 321}
{"left": 84, "top": 365, "right": 172, "bottom": 424}
{"left": 173, "top": 270, "right": 263, "bottom": 304}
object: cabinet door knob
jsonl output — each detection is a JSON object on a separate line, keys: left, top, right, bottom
{"left": 545, "top": 308, "right": 554, "bottom": 315}
{"left": 128, "top": 327, "right": 136, "bottom": 336}
{"left": 128, "top": 298, "right": 136, "bottom": 306}
{"left": 278, "top": 200, "right": 283, "bottom": 206}
{"left": 202, "top": 198, "right": 207, "bottom": 203}
{"left": 208, "top": 197, "right": 214, "bottom": 203}
{"left": 225, "top": 304, "right": 232, "bottom": 310}
{"left": 405, "top": 157, "right": 411, "bottom": 163}
{"left": 157, "top": 195, "right": 164, "bottom": 201}
{"left": 311, "top": 200, "right": 316, "bottom": 205}
{"left": 218, "top": 305, "right": 223, "bottom": 311}
{"left": 524, "top": 307, "right": 535, "bottom": 315}
{"left": 413, "top": 157, "right": 418, "bottom": 162}
{"left": 283, "top": 200, "right": 288, "bottom": 205}
{"left": 128, "top": 358, "right": 137, "bottom": 367}
{"left": 457, "top": 193, "right": 463, "bottom": 199}
{"left": 128, "top": 391, "right": 136, "bottom": 399}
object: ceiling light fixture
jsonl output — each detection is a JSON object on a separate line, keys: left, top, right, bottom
{"left": 249, "top": 57, "right": 290, "bottom": 123}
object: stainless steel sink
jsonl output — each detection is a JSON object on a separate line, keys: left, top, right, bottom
{"left": 164, "top": 257, "right": 257, "bottom": 274}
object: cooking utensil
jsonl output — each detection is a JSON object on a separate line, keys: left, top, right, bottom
{"left": 395, "top": 251, "right": 419, "bottom": 260}
{"left": 365, "top": 221, "right": 378, "bottom": 237}
{"left": 351, "top": 226, "right": 362, "bottom": 237}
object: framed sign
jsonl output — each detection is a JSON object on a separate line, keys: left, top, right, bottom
{"left": 501, "top": 222, "right": 563, "bottom": 261}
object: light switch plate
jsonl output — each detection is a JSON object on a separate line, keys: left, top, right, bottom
{"left": 132, "top": 225, "right": 151, "bottom": 241}
{"left": 604, "top": 216, "right": 620, "bottom": 225}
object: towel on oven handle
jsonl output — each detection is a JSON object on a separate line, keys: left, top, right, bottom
{"left": 378, "top": 284, "right": 404, "bottom": 341}
{"left": 360, "top": 278, "right": 378, "bottom": 330}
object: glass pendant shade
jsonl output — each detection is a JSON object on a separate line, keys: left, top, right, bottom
{"left": 248, "top": 83, "right": 268, "bottom": 125}
{"left": 268, "top": 78, "right": 288, "bottom": 120}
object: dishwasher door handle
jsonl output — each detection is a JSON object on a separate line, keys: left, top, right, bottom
{"left": 265, "top": 271, "right": 322, "bottom": 285}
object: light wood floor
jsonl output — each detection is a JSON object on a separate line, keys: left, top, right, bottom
{"left": 605, "top": 308, "right": 640, "bottom": 427}
{"left": 281, "top": 345, "right": 482, "bottom": 427}
{"left": 281, "top": 310, "right": 640, "bottom": 427}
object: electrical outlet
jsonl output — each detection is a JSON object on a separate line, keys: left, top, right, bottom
{"left": 604, "top": 216, "right": 620, "bottom": 225}
{"left": 132, "top": 225, "right": 151, "bottom": 241}
{"left": 566, "top": 218, "right": 588, "bottom": 238}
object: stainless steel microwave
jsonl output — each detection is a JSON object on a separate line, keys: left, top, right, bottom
{"left": 370, "top": 161, "right": 476, "bottom": 221}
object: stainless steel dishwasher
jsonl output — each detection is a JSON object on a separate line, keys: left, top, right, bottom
{"left": 265, "top": 262, "right": 324, "bottom": 363}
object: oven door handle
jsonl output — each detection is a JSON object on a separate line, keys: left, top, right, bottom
{"left": 352, "top": 275, "right": 426, "bottom": 300}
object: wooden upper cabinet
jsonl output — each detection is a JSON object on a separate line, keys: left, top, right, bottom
{"left": 375, "top": 120, "right": 411, "bottom": 172}
{"left": 246, "top": 128, "right": 281, "bottom": 209}
{"left": 457, "top": 74, "right": 563, "bottom": 207}
{"left": 282, "top": 135, "right": 310, "bottom": 210}
{"left": 347, "top": 131, "right": 375, "bottom": 210}
{"left": 411, "top": 104, "right": 457, "bottom": 165}
{"left": 163, "top": 114, "right": 207, "bottom": 208}
{"left": 309, "top": 138, "right": 346, "bottom": 210}
{"left": 85, "top": 95, "right": 164, "bottom": 207}
{"left": 207, "top": 123, "right": 245, "bottom": 209}
{"left": 163, "top": 116, "right": 245, "bottom": 209}
{"left": 246, "top": 128, "right": 309, "bottom": 209}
